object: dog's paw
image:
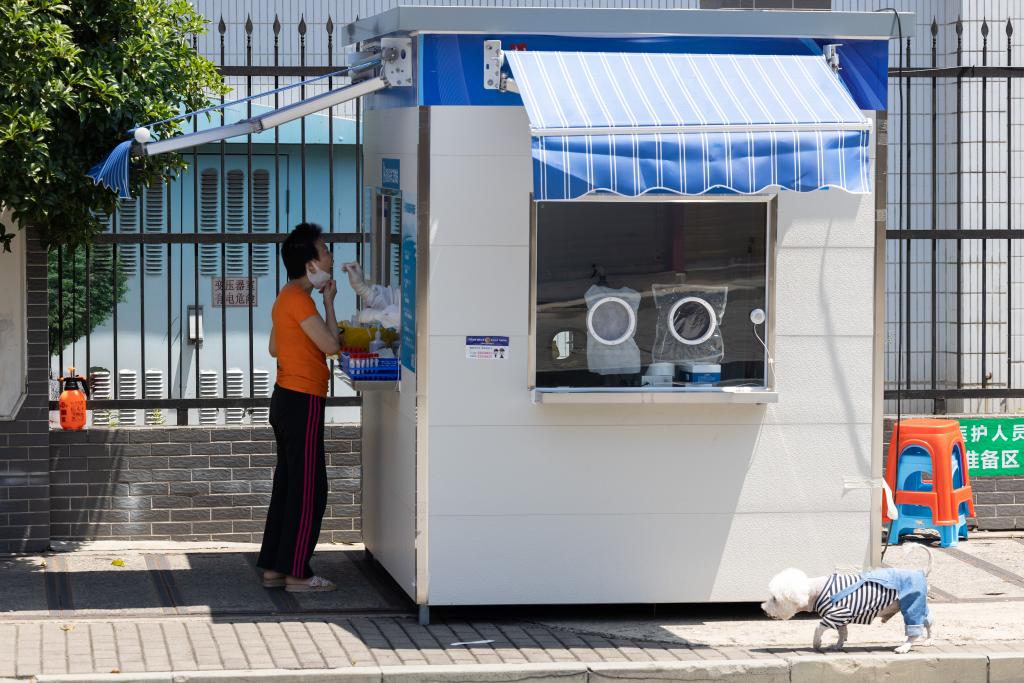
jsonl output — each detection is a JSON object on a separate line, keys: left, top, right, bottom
{"left": 894, "top": 643, "right": 913, "bottom": 654}
{"left": 828, "top": 644, "right": 845, "bottom": 652}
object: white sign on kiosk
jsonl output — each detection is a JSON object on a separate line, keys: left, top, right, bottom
{"left": 466, "top": 336, "right": 509, "bottom": 360}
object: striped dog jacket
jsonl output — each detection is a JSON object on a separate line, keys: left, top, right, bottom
{"left": 817, "top": 569, "right": 932, "bottom": 637}
{"left": 815, "top": 574, "right": 898, "bottom": 630}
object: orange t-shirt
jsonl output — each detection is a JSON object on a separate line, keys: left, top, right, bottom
{"left": 272, "top": 283, "right": 329, "bottom": 397}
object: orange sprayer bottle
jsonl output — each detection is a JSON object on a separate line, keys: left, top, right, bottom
{"left": 58, "top": 367, "right": 89, "bottom": 430}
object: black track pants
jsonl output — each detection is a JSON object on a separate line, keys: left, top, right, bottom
{"left": 257, "top": 385, "right": 327, "bottom": 578}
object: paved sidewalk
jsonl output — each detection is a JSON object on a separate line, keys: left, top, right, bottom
{"left": 3, "top": 616, "right": 1024, "bottom": 682}
{"left": 0, "top": 536, "right": 1023, "bottom": 681}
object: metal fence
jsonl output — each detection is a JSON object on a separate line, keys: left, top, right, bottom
{"left": 50, "top": 18, "right": 362, "bottom": 425}
{"left": 885, "top": 16, "right": 1024, "bottom": 415}
{"left": 49, "top": 11, "right": 1024, "bottom": 421}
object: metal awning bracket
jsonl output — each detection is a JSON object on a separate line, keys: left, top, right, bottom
{"left": 483, "top": 40, "right": 517, "bottom": 92}
{"left": 380, "top": 36, "right": 414, "bottom": 87}
{"left": 823, "top": 43, "right": 842, "bottom": 73}
{"left": 484, "top": 40, "right": 503, "bottom": 89}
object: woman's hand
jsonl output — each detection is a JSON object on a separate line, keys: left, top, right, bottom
{"left": 321, "top": 279, "right": 337, "bottom": 306}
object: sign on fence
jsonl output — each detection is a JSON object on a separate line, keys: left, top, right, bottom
{"left": 212, "top": 278, "right": 257, "bottom": 307}
{"left": 956, "top": 418, "right": 1024, "bottom": 477}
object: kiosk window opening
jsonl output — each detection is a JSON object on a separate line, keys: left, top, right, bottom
{"left": 532, "top": 199, "right": 770, "bottom": 391}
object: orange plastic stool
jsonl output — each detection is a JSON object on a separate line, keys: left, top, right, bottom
{"left": 884, "top": 418, "right": 976, "bottom": 525}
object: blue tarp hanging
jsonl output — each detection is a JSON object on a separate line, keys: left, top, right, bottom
{"left": 504, "top": 51, "right": 872, "bottom": 199}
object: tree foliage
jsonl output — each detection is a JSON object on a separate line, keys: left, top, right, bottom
{"left": 0, "top": 0, "right": 226, "bottom": 249}
{"left": 48, "top": 244, "right": 128, "bottom": 357}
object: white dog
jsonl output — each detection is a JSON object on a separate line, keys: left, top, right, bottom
{"left": 761, "top": 548, "right": 933, "bottom": 654}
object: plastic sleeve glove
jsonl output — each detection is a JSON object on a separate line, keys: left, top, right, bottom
{"left": 362, "top": 284, "right": 398, "bottom": 310}
{"left": 380, "top": 304, "right": 401, "bottom": 330}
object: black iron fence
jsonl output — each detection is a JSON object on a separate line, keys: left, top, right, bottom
{"left": 49, "top": 13, "right": 1024, "bottom": 421}
{"left": 885, "top": 17, "right": 1024, "bottom": 414}
{"left": 50, "top": 17, "right": 362, "bottom": 425}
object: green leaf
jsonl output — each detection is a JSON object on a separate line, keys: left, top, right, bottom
{"left": 1, "top": 0, "right": 222, "bottom": 248}
{"left": 48, "top": 244, "right": 129, "bottom": 355}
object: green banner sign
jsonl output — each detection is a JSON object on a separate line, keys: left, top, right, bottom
{"left": 957, "top": 417, "right": 1024, "bottom": 477}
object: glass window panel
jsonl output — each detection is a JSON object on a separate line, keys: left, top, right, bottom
{"left": 534, "top": 200, "right": 769, "bottom": 390}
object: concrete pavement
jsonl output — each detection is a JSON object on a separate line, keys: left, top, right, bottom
{"left": 0, "top": 535, "right": 1023, "bottom": 681}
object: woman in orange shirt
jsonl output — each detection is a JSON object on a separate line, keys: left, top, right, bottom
{"left": 258, "top": 223, "right": 341, "bottom": 592}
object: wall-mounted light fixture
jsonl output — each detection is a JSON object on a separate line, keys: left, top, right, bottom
{"left": 187, "top": 305, "right": 204, "bottom": 346}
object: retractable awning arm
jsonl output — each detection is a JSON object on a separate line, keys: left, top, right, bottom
{"left": 137, "top": 76, "right": 389, "bottom": 157}
{"left": 135, "top": 37, "right": 413, "bottom": 158}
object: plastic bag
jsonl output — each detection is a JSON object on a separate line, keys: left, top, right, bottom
{"left": 652, "top": 283, "right": 728, "bottom": 365}
{"left": 584, "top": 285, "right": 641, "bottom": 375}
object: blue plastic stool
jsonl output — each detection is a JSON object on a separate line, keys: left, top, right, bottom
{"left": 887, "top": 504, "right": 968, "bottom": 547}
{"left": 894, "top": 445, "right": 970, "bottom": 510}
{"left": 887, "top": 444, "right": 970, "bottom": 548}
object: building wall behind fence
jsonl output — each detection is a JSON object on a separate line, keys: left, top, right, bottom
{"left": 55, "top": 145, "right": 363, "bottom": 427}
{"left": 834, "top": 0, "right": 1024, "bottom": 416}
{"left": 49, "top": 426, "right": 361, "bottom": 542}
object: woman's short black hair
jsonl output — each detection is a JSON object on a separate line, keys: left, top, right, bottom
{"left": 281, "top": 222, "right": 323, "bottom": 279}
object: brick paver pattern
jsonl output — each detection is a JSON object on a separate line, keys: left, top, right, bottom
{"left": 0, "top": 617, "right": 1022, "bottom": 678}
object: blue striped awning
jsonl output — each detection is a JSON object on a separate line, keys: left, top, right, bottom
{"left": 503, "top": 51, "right": 872, "bottom": 199}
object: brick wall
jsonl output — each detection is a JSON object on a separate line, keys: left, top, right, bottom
{"left": 0, "top": 228, "right": 51, "bottom": 553}
{"left": 49, "top": 425, "right": 361, "bottom": 542}
{"left": 884, "top": 418, "right": 1024, "bottom": 531}
{"left": 969, "top": 476, "right": 1024, "bottom": 531}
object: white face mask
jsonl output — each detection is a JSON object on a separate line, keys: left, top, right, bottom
{"left": 307, "top": 263, "right": 331, "bottom": 290}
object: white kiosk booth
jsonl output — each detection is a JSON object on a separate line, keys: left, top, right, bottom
{"left": 130, "top": 5, "right": 908, "bottom": 623}
{"left": 341, "top": 6, "right": 908, "bottom": 623}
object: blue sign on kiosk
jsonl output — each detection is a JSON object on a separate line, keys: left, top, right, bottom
{"left": 382, "top": 158, "right": 400, "bottom": 189}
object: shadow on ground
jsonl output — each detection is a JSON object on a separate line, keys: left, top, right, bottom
{"left": 0, "top": 546, "right": 411, "bottom": 617}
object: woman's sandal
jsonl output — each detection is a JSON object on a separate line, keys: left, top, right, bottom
{"left": 285, "top": 575, "right": 336, "bottom": 593}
